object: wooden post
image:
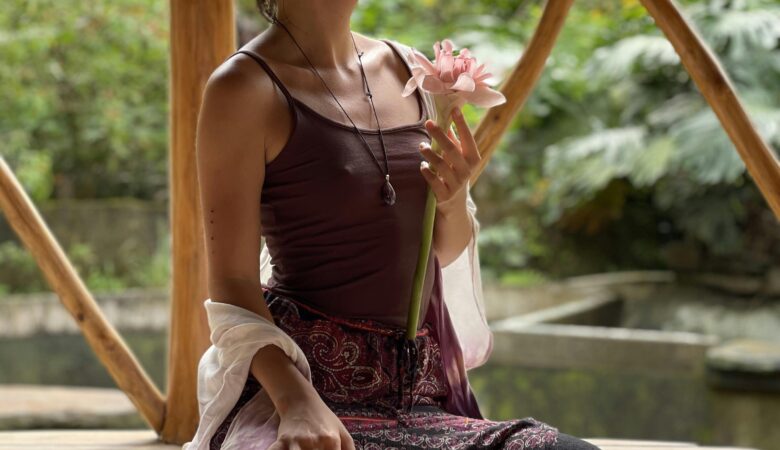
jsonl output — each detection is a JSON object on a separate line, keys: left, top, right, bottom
{"left": 163, "top": 0, "right": 236, "bottom": 444}
{"left": 0, "top": 157, "right": 165, "bottom": 432}
{"left": 470, "top": 0, "right": 575, "bottom": 185}
{"left": 639, "top": 0, "right": 780, "bottom": 219}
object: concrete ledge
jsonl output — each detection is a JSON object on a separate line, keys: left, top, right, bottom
{"left": 706, "top": 339, "right": 780, "bottom": 392}
{"left": 489, "top": 323, "right": 718, "bottom": 376}
{"left": 0, "top": 385, "right": 144, "bottom": 430}
{"left": 490, "top": 293, "right": 618, "bottom": 328}
{"left": 482, "top": 270, "right": 675, "bottom": 321}
{"left": 0, "top": 288, "right": 169, "bottom": 338}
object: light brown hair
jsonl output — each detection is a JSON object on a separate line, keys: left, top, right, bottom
{"left": 256, "top": 0, "right": 278, "bottom": 23}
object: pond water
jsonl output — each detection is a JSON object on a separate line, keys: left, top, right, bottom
{"left": 0, "top": 332, "right": 167, "bottom": 388}
{"left": 1, "top": 330, "right": 777, "bottom": 450}
{"left": 468, "top": 363, "right": 779, "bottom": 450}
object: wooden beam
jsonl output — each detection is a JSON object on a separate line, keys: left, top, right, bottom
{"left": 163, "top": 0, "right": 235, "bottom": 444}
{"left": 470, "top": 0, "right": 575, "bottom": 185}
{"left": 638, "top": 0, "right": 780, "bottom": 219}
{"left": 0, "top": 157, "right": 165, "bottom": 432}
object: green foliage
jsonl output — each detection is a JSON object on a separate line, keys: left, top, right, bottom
{"left": 0, "top": 241, "right": 47, "bottom": 293}
{"left": 534, "top": 0, "right": 779, "bottom": 272}
{"left": 3, "top": 0, "right": 778, "bottom": 291}
{"left": 346, "top": 0, "right": 780, "bottom": 277}
{"left": 0, "top": 0, "right": 170, "bottom": 200}
{"left": 0, "top": 233, "right": 170, "bottom": 295}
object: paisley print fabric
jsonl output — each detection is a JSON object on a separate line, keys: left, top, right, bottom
{"left": 266, "top": 289, "right": 450, "bottom": 410}
{"left": 209, "top": 289, "right": 600, "bottom": 449}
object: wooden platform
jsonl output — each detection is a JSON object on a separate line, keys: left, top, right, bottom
{"left": 0, "top": 430, "right": 758, "bottom": 449}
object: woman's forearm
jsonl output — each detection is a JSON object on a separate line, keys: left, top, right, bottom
{"left": 432, "top": 188, "right": 472, "bottom": 268}
{"left": 250, "top": 344, "right": 319, "bottom": 416}
{"left": 212, "top": 280, "right": 319, "bottom": 416}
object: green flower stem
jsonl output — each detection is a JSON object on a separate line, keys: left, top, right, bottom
{"left": 405, "top": 113, "right": 453, "bottom": 341}
{"left": 405, "top": 186, "right": 437, "bottom": 340}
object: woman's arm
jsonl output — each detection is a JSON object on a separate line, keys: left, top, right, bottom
{"left": 433, "top": 186, "right": 472, "bottom": 267}
{"left": 196, "top": 57, "right": 354, "bottom": 450}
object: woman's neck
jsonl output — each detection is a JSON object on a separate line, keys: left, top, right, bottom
{"left": 269, "top": 0, "right": 359, "bottom": 69}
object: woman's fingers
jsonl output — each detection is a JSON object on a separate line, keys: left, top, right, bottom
{"left": 451, "top": 107, "right": 481, "bottom": 166}
{"left": 420, "top": 157, "right": 451, "bottom": 201}
{"left": 424, "top": 119, "right": 470, "bottom": 181}
{"left": 316, "top": 432, "right": 341, "bottom": 450}
{"left": 420, "top": 143, "right": 460, "bottom": 193}
{"left": 340, "top": 428, "right": 356, "bottom": 450}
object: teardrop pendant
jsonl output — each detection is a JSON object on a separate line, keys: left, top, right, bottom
{"left": 382, "top": 175, "right": 396, "bottom": 206}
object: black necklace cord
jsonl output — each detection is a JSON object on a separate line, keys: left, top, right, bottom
{"left": 271, "top": 18, "right": 391, "bottom": 183}
{"left": 354, "top": 43, "right": 391, "bottom": 186}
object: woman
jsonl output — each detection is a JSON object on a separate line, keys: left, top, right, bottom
{"left": 189, "top": 0, "right": 601, "bottom": 449}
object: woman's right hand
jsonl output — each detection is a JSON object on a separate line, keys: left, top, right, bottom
{"left": 248, "top": 344, "right": 355, "bottom": 450}
{"left": 269, "top": 388, "right": 355, "bottom": 450}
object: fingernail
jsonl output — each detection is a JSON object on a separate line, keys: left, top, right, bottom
{"left": 419, "top": 141, "right": 425, "bottom": 149}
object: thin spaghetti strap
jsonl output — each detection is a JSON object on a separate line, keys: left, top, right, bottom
{"left": 230, "top": 49, "right": 297, "bottom": 110}
{"left": 381, "top": 39, "right": 429, "bottom": 122}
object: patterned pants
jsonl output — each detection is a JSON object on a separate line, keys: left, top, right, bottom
{"left": 210, "top": 290, "right": 600, "bottom": 450}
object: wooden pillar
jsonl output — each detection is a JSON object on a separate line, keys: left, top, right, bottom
{"left": 639, "top": 0, "right": 780, "bottom": 219}
{"left": 163, "top": 0, "right": 235, "bottom": 443}
{"left": 470, "top": 0, "right": 575, "bottom": 185}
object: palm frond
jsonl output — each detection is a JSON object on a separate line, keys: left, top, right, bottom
{"left": 586, "top": 35, "right": 679, "bottom": 80}
{"left": 543, "top": 126, "right": 648, "bottom": 203}
{"left": 666, "top": 99, "right": 780, "bottom": 184}
{"left": 647, "top": 93, "right": 706, "bottom": 128}
{"left": 688, "top": 2, "right": 780, "bottom": 55}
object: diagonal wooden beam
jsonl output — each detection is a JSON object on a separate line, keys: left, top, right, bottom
{"left": 0, "top": 156, "right": 165, "bottom": 432}
{"left": 639, "top": 0, "right": 780, "bottom": 219}
{"left": 470, "top": 0, "right": 575, "bottom": 186}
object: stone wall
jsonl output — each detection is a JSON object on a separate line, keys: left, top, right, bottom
{"left": 0, "top": 198, "right": 168, "bottom": 289}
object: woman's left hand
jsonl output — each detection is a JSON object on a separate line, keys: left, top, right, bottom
{"left": 419, "top": 106, "right": 481, "bottom": 212}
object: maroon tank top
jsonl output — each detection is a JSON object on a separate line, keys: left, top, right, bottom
{"left": 233, "top": 39, "right": 436, "bottom": 328}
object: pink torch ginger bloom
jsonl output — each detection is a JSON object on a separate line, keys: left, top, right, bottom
{"left": 402, "top": 39, "right": 506, "bottom": 110}
{"left": 402, "top": 38, "right": 504, "bottom": 343}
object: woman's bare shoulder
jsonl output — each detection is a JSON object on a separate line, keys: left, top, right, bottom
{"left": 197, "top": 49, "right": 287, "bottom": 162}
{"left": 352, "top": 32, "right": 401, "bottom": 57}
{"left": 203, "top": 52, "right": 276, "bottom": 113}
{"left": 196, "top": 52, "right": 285, "bottom": 174}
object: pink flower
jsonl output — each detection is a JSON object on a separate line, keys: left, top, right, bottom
{"left": 402, "top": 39, "right": 506, "bottom": 109}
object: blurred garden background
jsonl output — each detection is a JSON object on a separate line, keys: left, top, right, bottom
{"left": 1, "top": 0, "right": 778, "bottom": 448}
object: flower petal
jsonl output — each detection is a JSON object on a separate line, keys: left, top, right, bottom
{"left": 413, "top": 51, "right": 437, "bottom": 75}
{"left": 450, "top": 72, "right": 476, "bottom": 92}
{"left": 421, "top": 75, "right": 449, "bottom": 94}
{"left": 462, "top": 85, "right": 507, "bottom": 108}
{"left": 439, "top": 54, "right": 455, "bottom": 82}
{"left": 402, "top": 77, "right": 419, "bottom": 97}
{"left": 474, "top": 71, "right": 493, "bottom": 83}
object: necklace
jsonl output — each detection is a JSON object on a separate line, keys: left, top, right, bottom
{"left": 272, "top": 18, "right": 397, "bottom": 206}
